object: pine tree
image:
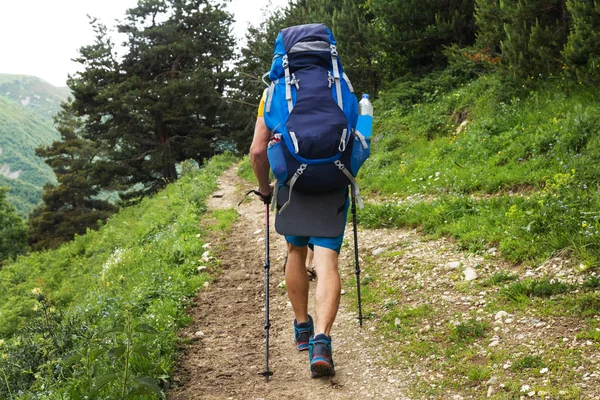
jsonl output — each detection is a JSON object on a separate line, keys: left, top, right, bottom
{"left": 367, "top": 0, "right": 476, "bottom": 77}
{"left": 476, "top": 0, "right": 569, "bottom": 78}
{"left": 563, "top": 0, "right": 600, "bottom": 82}
{"left": 331, "top": 0, "right": 379, "bottom": 95}
{"left": 69, "top": 0, "right": 236, "bottom": 197}
{"left": 0, "top": 187, "right": 28, "bottom": 263}
{"left": 28, "top": 101, "right": 118, "bottom": 251}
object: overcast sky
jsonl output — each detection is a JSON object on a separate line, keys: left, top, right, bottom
{"left": 0, "top": 0, "right": 288, "bottom": 87}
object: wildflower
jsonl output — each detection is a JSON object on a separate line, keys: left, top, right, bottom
{"left": 119, "top": 275, "right": 125, "bottom": 282}
{"left": 106, "top": 281, "right": 111, "bottom": 287}
{"left": 498, "top": 151, "right": 502, "bottom": 155}
{"left": 0, "top": 339, "right": 4, "bottom": 346}
{"left": 582, "top": 222, "right": 588, "bottom": 228}
{"left": 32, "top": 288, "right": 42, "bottom": 295}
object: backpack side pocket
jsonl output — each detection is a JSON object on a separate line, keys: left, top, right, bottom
{"left": 349, "top": 130, "right": 370, "bottom": 176}
{"left": 267, "top": 135, "right": 289, "bottom": 183}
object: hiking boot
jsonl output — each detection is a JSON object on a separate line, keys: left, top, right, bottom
{"left": 294, "top": 315, "right": 314, "bottom": 351}
{"left": 309, "top": 333, "right": 335, "bottom": 378}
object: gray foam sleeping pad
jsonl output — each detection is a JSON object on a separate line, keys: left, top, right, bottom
{"left": 274, "top": 185, "right": 347, "bottom": 238}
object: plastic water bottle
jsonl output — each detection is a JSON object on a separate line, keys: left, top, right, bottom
{"left": 356, "top": 94, "right": 373, "bottom": 139}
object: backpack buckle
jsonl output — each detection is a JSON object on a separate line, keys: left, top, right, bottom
{"left": 330, "top": 45, "right": 338, "bottom": 57}
{"left": 282, "top": 55, "right": 289, "bottom": 68}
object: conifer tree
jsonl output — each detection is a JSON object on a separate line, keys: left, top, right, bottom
{"left": 563, "top": 0, "right": 600, "bottom": 82}
{"left": 476, "top": 0, "right": 569, "bottom": 78}
{"left": 0, "top": 187, "right": 28, "bottom": 263}
{"left": 69, "top": 0, "right": 235, "bottom": 197}
{"left": 28, "top": 101, "right": 118, "bottom": 251}
{"left": 368, "top": 0, "right": 476, "bottom": 77}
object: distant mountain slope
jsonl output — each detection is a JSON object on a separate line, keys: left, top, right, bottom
{"left": 0, "top": 74, "right": 70, "bottom": 119}
{"left": 0, "top": 75, "right": 66, "bottom": 216}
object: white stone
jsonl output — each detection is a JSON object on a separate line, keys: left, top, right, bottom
{"left": 505, "top": 318, "right": 514, "bottom": 324}
{"left": 202, "top": 242, "right": 211, "bottom": 248}
{"left": 445, "top": 261, "right": 462, "bottom": 270}
{"left": 194, "top": 330, "right": 205, "bottom": 337}
{"left": 489, "top": 340, "right": 499, "bottom": 347}
{"left": 487, "top": 386, "right": 494, "bottom": 398}
{"left": 372, "top": 247, "right": 386, "bottom": 256}
{"left": 253, "top": 229, "right": 262, "bottom": 235}
{"left": 464, "top": 267, "right": 478, "bottom": 281}
{"left": 486, "top": 377, "right": 498, "bottom": 385}
{"left": 540, "top": 367, "right": 548, "bottom": 374}
{"left": 394, "top": 318, "right": 401, "bottom": 327}
{"left": 495, "top": 311, "right": 509, "bottom": 321}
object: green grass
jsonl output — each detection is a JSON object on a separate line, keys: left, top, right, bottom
{"left": 0, "top": 153, "right": 237, "bottom": 398}
{"left": 499, "top": 278, "right": 573, "bottom": 303}
{"left": 237, "top": 155, "right": 255, "bottom": 184}
{"left": 451, "top": 319, "right": 489, "bottom": 343}
{"left": 359, "top": 73, "right": 600, "bottom": 268}
{"left": 512, "top": 355, "right": 546, "bottom": 371}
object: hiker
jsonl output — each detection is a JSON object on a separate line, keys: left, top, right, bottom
{"left": 249, "top": 23, "right": 370, "bottom": 378}
{"left": 250, "top": 90, "right": 348, "bottom": 379}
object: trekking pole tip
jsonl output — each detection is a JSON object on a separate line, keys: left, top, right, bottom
{"left": 259, "top": 370, "right": 273, "bottom": 381}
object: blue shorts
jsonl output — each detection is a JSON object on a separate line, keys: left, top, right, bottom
{"left": 284, "top": 196, "right": 350, "bottom": 254}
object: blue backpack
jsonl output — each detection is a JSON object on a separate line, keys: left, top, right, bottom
{"left": 263, "top": 23, "right": 370, "bottom": 212}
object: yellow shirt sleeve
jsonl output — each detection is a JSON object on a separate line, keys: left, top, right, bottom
{"left": 257, "top": 88, "right": 267, "bottom": 118}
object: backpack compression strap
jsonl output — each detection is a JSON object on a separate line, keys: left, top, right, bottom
{"left": 278, "top": 164, "right": 307, "bottom": 214}
{"left": 334, "top": 160, "right": 364, "bottom": 209}
{"left": 330, "top": 45, "right": 343, "bottom": 111}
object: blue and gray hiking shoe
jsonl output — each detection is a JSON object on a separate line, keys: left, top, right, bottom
{"left": 309, "top": 333, "right": 335, "bottom": 378}
{"left": 294, "top": 315, "right": 314, "bottom": 351}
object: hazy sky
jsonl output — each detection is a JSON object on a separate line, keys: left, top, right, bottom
{"left": 0, "top": 0, "right": 288, "bottom": 87}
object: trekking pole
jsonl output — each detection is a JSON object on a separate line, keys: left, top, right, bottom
{"left": 261, "top": 203, "right": 273, "bottom": 381}
{"left": 238, "top": 191, "right": 273, "bottom": 380}
{"left": 351, "top": 191, "right": 365, "bottom": 327}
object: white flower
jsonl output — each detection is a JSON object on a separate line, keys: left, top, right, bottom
{"left": 521, "top": 385, "right": 530, "bottom": 392}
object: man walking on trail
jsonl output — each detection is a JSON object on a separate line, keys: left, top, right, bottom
{"left": 250, "top": 88, "right": 347, "bottom": 378}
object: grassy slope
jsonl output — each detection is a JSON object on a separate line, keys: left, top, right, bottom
{"left": 0, "top": 153, "right": 237, "bottom": 397}
{"left": 343, "top": 73, "right": 600, "bottom": 398}
{"left": 359, "top": 74, "right": 600, "bottom": 267}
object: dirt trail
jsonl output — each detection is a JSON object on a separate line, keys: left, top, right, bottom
{"left": 169, "top": 165, "right": 408, "bottom": 400}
